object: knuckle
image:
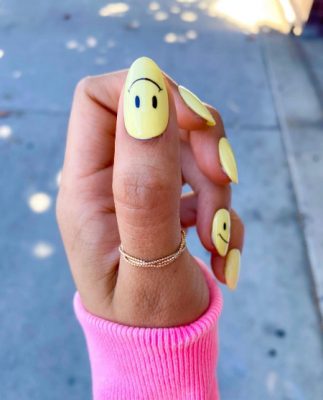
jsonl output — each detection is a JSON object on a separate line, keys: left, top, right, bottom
{"left": 113, "top": 170, "right": 173, "bottom": 212}
{"left": 240, "top": 220, "right": 245, "bottom": 241}
{"left": 209, "top": 107, "right": 223, "bottom": 127}
{"left": 74, "top": 75, "right": 95, "bottom": 98}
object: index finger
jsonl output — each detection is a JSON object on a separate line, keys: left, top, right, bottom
{"left": 62, "top": 70, "right": 126, "bottom": 184}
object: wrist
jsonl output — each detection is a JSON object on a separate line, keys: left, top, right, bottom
{"left": 109, "top": 251, "right": 209, "bottom": 327}
{"left": 73, "top": 259, "right": 222, "bottom": 399}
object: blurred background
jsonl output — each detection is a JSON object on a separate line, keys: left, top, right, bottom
{"left": 1, "top": 0, "right": 323, "bottom": 399}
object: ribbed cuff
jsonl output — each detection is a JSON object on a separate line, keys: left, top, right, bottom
{"left": 74, "top": 258, "right": 222, "bottom": 400}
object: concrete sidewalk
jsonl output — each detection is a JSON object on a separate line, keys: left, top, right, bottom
{"left": 264, "top": 33, "right": 323, "bottom": 321}
{"left": 0, "top": 1, "right": 322, "bottom": 399}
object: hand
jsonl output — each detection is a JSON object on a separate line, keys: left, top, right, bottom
{"left": 57, "top": 57, "right": 244, "bottom": 327}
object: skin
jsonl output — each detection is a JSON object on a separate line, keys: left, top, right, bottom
{"left": 56, "top": 70, "right": 244, "bottom": 327}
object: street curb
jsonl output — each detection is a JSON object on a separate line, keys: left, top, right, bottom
{"left": 262, "top": 33, "right": 323, "bottom": 326}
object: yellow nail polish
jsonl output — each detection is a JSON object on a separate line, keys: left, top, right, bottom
{"left": 124, "top": 57, "right": 169, "bottom": 139}
{"left": 219, "top": 137, "right": 239, "bottom": 184}
{"left": 211, "top": 208, "right": 231, "bottom": 257}
{"left": 178, "top": 85, "right": 216, "bottom": 126}
{"left": 225, "top": 249, "right": 241, "bottom": 290}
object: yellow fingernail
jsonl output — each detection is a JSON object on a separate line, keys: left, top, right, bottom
{"left": 178, "top": 85, "right": 216, "bottom": 127}
{"left": 225, "top": 249, "right": 241, "bottom": 290}
{"left": 124, "top": 57, "right": 169, "bottom": 140}
{"left": 219, "top": 137, "right": 239, "bottom": 184}
{"left": 211, "top": 208, "right": 231, "bottom": 257}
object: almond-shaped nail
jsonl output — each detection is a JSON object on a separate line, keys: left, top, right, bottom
{"left": 211, "top": 208, "right": 231, "bottom": 257}
{"left": 225, "top": 249, "right": 241, "bottom": 290}
{"left": 178, "top": 85, "right": 216, "bottom": 126}
{"left": 124, "top": 57, "right": 169, "bottom": 139}
{"left": 219, "top": 137, "right": 239, "bottom": 183}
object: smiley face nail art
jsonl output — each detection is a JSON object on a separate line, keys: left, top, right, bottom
{"left": 211, "top": 208, "right": 231, "bottom": 257}
{"left": 124, "top": 57, "right": 169, "bottom": 139}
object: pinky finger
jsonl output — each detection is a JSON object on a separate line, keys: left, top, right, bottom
{"left": 211, "top": 209, "right": 244, "bottom": 290}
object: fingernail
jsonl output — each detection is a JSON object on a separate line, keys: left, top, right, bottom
{"left": 225, "top": 249, "right": 241, "bottom": 290}
{"left": 219, "top": 137, "right": 239, "bottom": 183}
{"left": 211, "top": 208, "right": 231, "bottom": 257}
{"left": 178, "top": 85, "right": 216, "bottom": 126}
{"left": 124, "top": 57, "right": 169, "bottom": 140}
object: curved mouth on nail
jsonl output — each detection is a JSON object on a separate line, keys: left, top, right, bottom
{"left": 218, "top": 233, "right": 229, "bottom": 244}
{"left": 128, "top": 77, "right": 163, "bottom": 92}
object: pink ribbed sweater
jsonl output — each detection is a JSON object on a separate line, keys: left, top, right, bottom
{"left": 74, "top": 258, "right": 222, "bottom": 399}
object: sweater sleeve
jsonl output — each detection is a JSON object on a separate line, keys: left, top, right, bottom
{"left": 73, "top": 257, "right": 223, "bottom": 400}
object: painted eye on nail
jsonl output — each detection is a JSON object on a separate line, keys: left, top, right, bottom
{"left": 223, "top": 222, "right": 227, "bottom": 230}
{"left": 135, "top": 95, "right": 140, "bottom": 108}
{"left": 152, "top": 95, "right": 158, "bottom": 109}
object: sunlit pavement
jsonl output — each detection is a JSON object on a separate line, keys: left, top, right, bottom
{"left": 0, "top": 1, "right": 323, "bottom": 399}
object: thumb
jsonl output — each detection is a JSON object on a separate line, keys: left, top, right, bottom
{"left": 113, "top": 57, "right": 182, "bottom": 260}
